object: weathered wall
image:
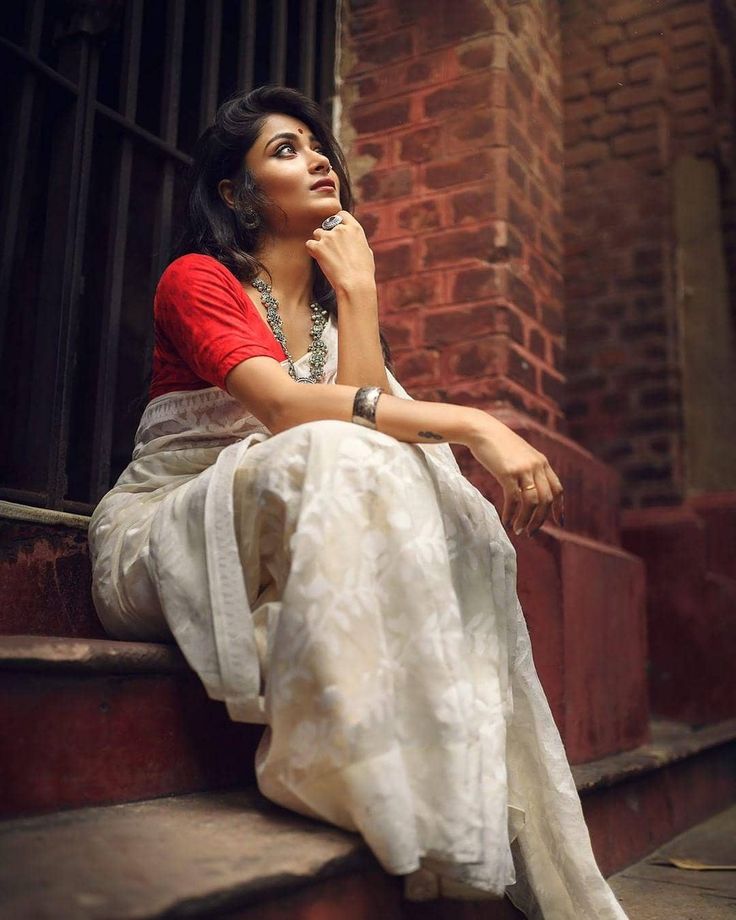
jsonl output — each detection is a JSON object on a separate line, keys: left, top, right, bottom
{"left": 338, "top": 0, "right": 566, "bottom": 429}
{"left": 561, "top": 0, "right": 736, "bottom": 507}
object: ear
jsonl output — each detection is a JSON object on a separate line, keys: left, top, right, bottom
{"left": 218, "top": 178, "right": 236, "bottom": 209}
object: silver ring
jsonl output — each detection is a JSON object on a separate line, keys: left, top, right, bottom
{"left": 321, "top": 214, "right": 343, "bottom": 231}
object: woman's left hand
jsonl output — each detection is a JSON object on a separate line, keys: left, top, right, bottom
{"left": 305, "top": 210, "right": 376, "bottom": 293}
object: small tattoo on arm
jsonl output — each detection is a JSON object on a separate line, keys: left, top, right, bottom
{"left": 418, "top": 430, "right": 444, "bottom": 441}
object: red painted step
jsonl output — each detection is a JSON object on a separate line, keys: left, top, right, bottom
{"left": 0, "top": 507, "right": 103, "bottom": 639}
{"left": 0, "top": 635, "right": 263, "bottom": 818}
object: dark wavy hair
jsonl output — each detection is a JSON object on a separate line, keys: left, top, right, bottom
{"left": 171, "top": 84, "right": 393, "bottom": 370}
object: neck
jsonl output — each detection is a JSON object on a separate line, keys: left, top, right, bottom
{"left": 254, "top": 234, "right": 314, "bottom": 317}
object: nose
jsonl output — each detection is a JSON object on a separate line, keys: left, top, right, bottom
{"left": 309, "top": 148, "right": 332, "bottom": 173}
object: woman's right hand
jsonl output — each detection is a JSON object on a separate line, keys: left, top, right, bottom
{"left": 467, "top": 417, "right": 564, "bottom": 537}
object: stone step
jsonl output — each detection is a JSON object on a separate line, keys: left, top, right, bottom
{"left": 608, "top": 802, "right": 736, "bottom": 919}
{"left": 2, "top": 786, "right": 735, "bottom": 920}
{"left": 2, "top": 636, "right": 736, "bottom": 881}
{"left": 0, "top": 635, "right": 263, "bottom": 818}
{"left": 0, "top": 502, "right": 102, "bottom": 639}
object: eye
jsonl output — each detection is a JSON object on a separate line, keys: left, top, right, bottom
{"left": 274, "top": 142, "right": 296, "bottom": 156}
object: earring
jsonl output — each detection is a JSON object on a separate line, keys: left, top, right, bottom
{"left": 240, "top": 207, "right": 260, "bottom": 230}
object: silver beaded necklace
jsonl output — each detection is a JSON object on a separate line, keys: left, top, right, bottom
{"left": 251, "top": 276, "right": 329, "bottom": 384}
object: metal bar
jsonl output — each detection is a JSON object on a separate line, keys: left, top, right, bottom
{"left": 299, "top": 0, "right": 317, "bottom": 98}
{"left": 161, "top": 0, "right": 185, "bottom": 146}
{"left": 152, "top": 0, "right": 186, "bottom": 290}
{"left": 271, "top": 0, "right": 287, "bottom": 85}
{"left": 45, "top": 37, "right": 100, "bottom": 509}
{"left": 318, "top": 0, "right": 336, "bottom": 108}
{"left": 0, "top": 34, "right": 79, "bottom": 95}
{"left": 95, "top": 101, "right": 191, "bottom": 165}
{"left": 0, "top": 488, "right": 51, "bottom": 508}
{"left": 237, "top": 0, "right": 255, "bottom": 92}
{"left": 199, "top": 0, "right": 222, "bottom": 134}
{"left": 0, "top": 1, "right": 46, "bottom": 362}
{"left": 89, "top": 0, "right": 144, "bottom": 500}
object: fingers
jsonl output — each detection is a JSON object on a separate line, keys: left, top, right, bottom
{"left": 504, "top": 460, "right": 564, "bottom": 538}
{"left": 524, "top": 468, "right": 553, "bottom": 536}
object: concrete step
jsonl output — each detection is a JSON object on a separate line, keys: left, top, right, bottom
{"left": 608, "top": 803, "right": 736, "bottom": 919}
{"left": 0, "top": 635, "right": 263, "bottom": 818}
{"left": 2, "top": 636, "right": 736, "bottom": 881}
{"left": 0, "top": 786, "right": 526, "bottom": 920}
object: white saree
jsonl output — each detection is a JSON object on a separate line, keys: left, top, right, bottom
{"left": 88, "top": 315, "right": 628, "bottom": 919}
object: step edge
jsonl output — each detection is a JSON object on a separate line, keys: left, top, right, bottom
{"left": 0, "top": 500, "right": 90, "bottom": 531}
{"left": 0, "top": 788, "right": 377, "bottom": 919}
{"left": 0, "top": 635, "right": 188, "bottom": 674}
{"left": 573, "top": 717, "right": 736, "bottom": 794}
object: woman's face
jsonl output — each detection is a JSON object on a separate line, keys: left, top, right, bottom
{"left": 244, "top": 112, "right": 341, "bottom": 234}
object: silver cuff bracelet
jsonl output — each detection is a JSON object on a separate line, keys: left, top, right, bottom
{"left": 352, "top": 386, "right": 383, "bottom": 429}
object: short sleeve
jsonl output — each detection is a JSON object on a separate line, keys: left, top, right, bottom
{"left": 154, "top": 253, "right": 286, "bottom": 390}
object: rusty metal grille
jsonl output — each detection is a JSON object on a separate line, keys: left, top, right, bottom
{"left": 0, "top": 0, "right": 337, "bottom": 514}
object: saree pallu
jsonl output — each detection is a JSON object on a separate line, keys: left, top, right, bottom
{"left": 88, "top": 318, "right": 628, "bottom": 919}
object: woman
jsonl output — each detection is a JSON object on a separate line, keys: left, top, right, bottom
{"left": 89, "top": 85, "right": 628, "bottom": 918}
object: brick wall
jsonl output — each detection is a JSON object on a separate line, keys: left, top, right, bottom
{"left": 561, "top": 0, "right": 736, "bottom": 507}
{"left": 340, "top": 0, "right": 566, "bottom": 429}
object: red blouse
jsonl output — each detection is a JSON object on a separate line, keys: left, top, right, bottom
{"left": 148, "top": 253, "right": 287, "bottom": 402}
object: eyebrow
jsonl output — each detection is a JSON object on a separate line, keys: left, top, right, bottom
{"left": 263, "top": 130, "right": 319, "bottom": 151}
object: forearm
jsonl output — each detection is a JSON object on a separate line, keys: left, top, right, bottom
{"left": 272, "top": 380, "right": 492, "bottom": 448}
{"left": 333, "top": 282, "right": 390, "bottom": 390}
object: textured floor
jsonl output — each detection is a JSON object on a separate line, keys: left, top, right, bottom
{"left": 609, "top": 803, "right": 736, "bottom": 919}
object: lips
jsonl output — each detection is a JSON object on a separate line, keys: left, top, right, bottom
{"left": 311, "top": 179, "right": 336, "bottom": 191}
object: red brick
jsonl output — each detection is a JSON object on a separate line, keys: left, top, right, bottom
{"left": 612, "top": 127, "right": 660, "bottom": 155}
{"left": 542, "top": 369, "right": 566, "bottom": 403}
{"left": 508, "top": 346, "right": 538, "bottom": 389}
{"left": 450, "top": 185, "right": 497, "bottom": 223}
{"left": 380, "top": 314, "right": 417, "bottom": 348}
{"left": 423, "top": 227, "right": 494, "bottom": 266}
{"left": 671, "top": 88, "right": 710, "bottom": 114}
{"left": 567, "top": 96, "right": 606, "bottom": 121}
{"left": 670, "top": 23, "right": 709, "bottom": 48}
{"left": 606, "top": 0, "right": 663, "bottom": 23}
{"left": 424, "top": 152, "right": 492, "bottom": 190}
{"left": 451, "top": 266, "right": 507, "bottom": 302}
{"left": 351, "top": 99, "right": 411, "bottom": 135}
{"left": 423, "top": 304, "right": 510, "bottom": 345}
{"left": 564, "top": 75, "right": 590, "bottom": 101}
{"left": 589, "top": 24, "right": 625, "bottom": 46}
{"left": 508, "top": 53, "right": 533, "bottom": 98}
{"left": 386, "top": 273, "right": 444, "bottom": 310}
{"left": 445, "top": 337, "right": 508, "bottom": 378}
{"left": 627, "top": 55, "right": 665, "bottom": 83}
{"left": 397, "top": 199, "right": 443, "bottom": 233}
{"left": 529, "top": 327, "right": 547, "bottom": 358}
{"left": 358, "top": 166, "right": 413, "bottom": 202}
{"left": 393, "top": 349, "right": 440, "bottom": 384}
{"left": 628, "top": 105, "right": 661, "bottom": 128}
{"left": 424, "top": 76, "right": 493, "bottom": 118}
{"left": 398, "top": 127, "right": 436, "bottom": 164}
{"left": 608, "top": 83, "right": 661, "bottom": 110}
{"left": 350, "top": 31, "right": 414, "bottom": 72}
{"left": 625, "top": 13, "right": 667, "bottom": 38}
{"left": 589, "top": 65, "right": 626, "bottom": 93}
{"left": 449, "top": 110, "right": 499, "bottom": 145}
{"left": 509, "top": 273, "right": 537, "bottom": 317}
{"left": 373, "top": 242, "right": 413, "bottom": 281}
{"left": 609, "top": 36, "right": 664, "bottom": 65}
{"left": 564, "top": 49, "right": 606, "bottom": 78}
{"left": 672, "top": 65, "right": 710, "bottom": 92}
{"left": 457, "top": 39, "right": 496, "bottom": 71}
{"left": 589, "top": 113, "right": 629, "bottom": 139}
{"left": 565, "top": 140, "right": 609, "bottom": 167}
